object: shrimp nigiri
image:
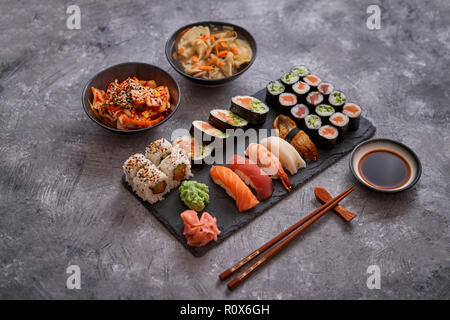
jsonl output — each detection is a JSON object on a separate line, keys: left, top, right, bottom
{"left": 245, "top": 143, "right": 292, "bottom": 191}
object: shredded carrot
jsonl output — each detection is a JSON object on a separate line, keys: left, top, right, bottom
{"left": 217, "top": 60, "right": 224, "bottom": 68}
{"left": 215, "top": 43, "right": 219, "bottom": 56}
{"left": 220, "top": 40, "right": 227, "bottom": 48}
{"left": 205, "top": 47, "right": 212, "bottom": 57}
{"left": 217, "top": 50, "right": 228, "bottom": 58}
{"left": 230, "top": 46, "right": 238, "bottom": 55}
{"left": 207, "top": 57, "right": 218, "bottom": 65}
{"left": 177, "top": 47, "right": 184, "bottom": 54}
{"left": 192, "top": 56, "right": 198, "bottom": 63}
{"left": 199, "top": 65, "right": 213, "bottom": 71}
{"left": 177, "top": 28, "right": 190, "bottom": 41}
{"left": 210, "top": 35, "right": 215, "bottom": 42}
{"left": 122, "top": 115, "right": 164, "bottom": 128}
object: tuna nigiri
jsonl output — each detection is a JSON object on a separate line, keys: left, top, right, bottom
{"left": 180, "top": 210, "right": 220, "bottom": 247}
{"left": 227, "top": 155, "right": 273, "bottom": 201}
{"left": 210, "top": 166, "right": 259, "bottom": 212}
{"left": 245, "top": 143, "right": 292, "bottom": 191}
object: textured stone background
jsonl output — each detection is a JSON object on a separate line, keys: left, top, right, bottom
{"left": 0, "top": 0, "right": 449, "bottom": 299}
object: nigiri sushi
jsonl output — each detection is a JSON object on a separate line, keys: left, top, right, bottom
{"left": 245, "top": 143, "right": 292, "bottom": 192}
{"left": 180, "top": 210, "right": 221, "bottom": 247}
{"left": 210, "top": 166, "right": 259, "bottom": 212}
{"left": 260, "top": 136, "right": 306, "bottom": 175}
{"left": 227, "top": 155, "right": 273, "bottom": 201}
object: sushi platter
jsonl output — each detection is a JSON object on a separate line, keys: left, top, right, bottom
{"left": 122, "top": 66, "right": 376, "bottom": 256}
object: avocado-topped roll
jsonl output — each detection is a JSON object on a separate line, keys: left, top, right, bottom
{"left": 278, "top": 93, "right": 297, "bottom": 114}
{"left": 172, "top": 135, "right": 213, "bottom": 164}
{"left": 303, "top": 74, "right": 321, "bottom": 88}
{"left": 342, "top": 103, "right": 361, "bottom": 131}
{"left": 292, "top": 81, "right": 310, "bottom": 102}
{"left": 304, "top": 114, "right": 322, "bottom": 140}
{"left": 190, "top": 120, "right": 229, "bottom": 145}
{"left": 266, "top": 80, "right": 285, "bottom": 107}
{"left": 315, "top": 104, "right": 335, "bottom": 124}
{"left": 158, "top": 147, "right": 192, "bottom": 189}
{"left": 329, "top": 112, "right": 349, "bottom": 135}
{"left": 280, "top": 72, "right": 299, "bottom": 91}
{"left": 306, "top": 91, "right": 324, "bottom": 107}
{"left": 209, "top": 109, "right": 248, "bottom": 132}
{"left": 328, "top": 90, "right": 347, "bottom": 111}
{"left": 132, "top": 162, "right": 170, "bottom": 204}
{"left": 291, "top": 65, "right": 310, "bottom": 78}
{"left": 231, "top": 96, "right": 269, "bottom": 124}
{"left": 145, "top": 138, "right": 173, "bottom": 166}
{"left": 318, "top": 82, "right": 334, "bottom": 97}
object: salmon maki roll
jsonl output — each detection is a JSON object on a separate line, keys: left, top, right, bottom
{"left": 210, "top": 166, "right": 259, "bottom": 212}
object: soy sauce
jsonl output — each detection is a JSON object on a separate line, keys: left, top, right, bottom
{"left": 358, "top": 150, "right": 411, "bottom": 190}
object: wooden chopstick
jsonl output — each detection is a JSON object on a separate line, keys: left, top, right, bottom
{"left": 219, "top": 186, "right": 355, "bottom": 281}
{"left": 224, "top": 187, "right": 354, "bottom": 290}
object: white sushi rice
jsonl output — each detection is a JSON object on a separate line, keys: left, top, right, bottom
{"left": 158, "top": 147, "right": 192, "bottom": 189}
{"left": 145, "top": 138, "right": 172, "bottom": 166}
{"left": 132, "top": 162, "right": 170, "bottom": 204}
{"left": 123, "top": 153, "right": 152, "bottom": 186}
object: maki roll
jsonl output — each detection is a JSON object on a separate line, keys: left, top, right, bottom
{"left": 304, "top": 114, "right": 322, "bottom": 140}
{"left": 158, "top": 147, "right": 192, "bottom": 189}
{"left": 318, "top": 82, "right": 334, "bottom": 98}
{"left": 278, "top": 93, "right": 297, "bottom": 114}
{"left": 190, "top": 120, "right": 229, "bottom": 145}
{"left": 292, "top": 81, "right": 310, "bottom": 102}
{"left": 290, "top": 104, "right": 309, "bottom": 129}
{"left": 290, "top": 65, "right": 310, "bottom": 78}
{"left": 280, "top": 72, "right": 299, "bottom": 92}
{"left": 266, "top": 80, "right": 285, "bottom": 107}
{"left": 329, "top": 112, "right": 349, "bottom": 136}
{"left": 303, "top": 74, "right": 321, "bottom": 88}
{"left": 123, "top": 153, "right": 152, "bottom": 186}
{"left": 305, "top": 91, "right": 324, "bottom": 108}
{"left": 132, "top": 162, "right": 170, "bottom": 204}
{"left": 315, "top": 104, "right": 335, "bottom": 124}
{"left": 328, "top": 90, "right": 347, "bottom": 111}
{"left": 342, "top": 103, "right": 362, "bottom": 131}
{"left": 145, "top": 138, "right": 173, "bottom": 166}
{"left": 172, "top": 135, "right": 213, "bottom": 164}
{"left": 231, "top": 96, "right": 269, "bottom": 125}
{"left": 317, "top": 125, "right": 339, "bottom": 148}
{"left": 209, "top": 109, "right": 248, "bottom": 131}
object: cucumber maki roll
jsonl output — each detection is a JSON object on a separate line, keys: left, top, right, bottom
{"left": 329, "top": 112, "right": 349, "bottom": 136}
{"left": 304, "top": 114, "right": 322, "bottom": 141}
{"left": 318, "top": 82, "right": 334, "bottom": 98}
{"left": 315, "top": 104, "right": 335, "bottom": 124}
{"left": 318, "top": 125, "right": 339, "bottom": 148}
{"left": 278, "top": 93, "right": 297, "bottom": 114}
{"left": 290, "top": 104, "right": 309, "bottom": 129}
{"left": 190, "top": 120, "right": 229, "bottom": 145}
{"left": 306, "top": 91, "right": 324, "bottom": 108}
{"left": 291, "top": 65, "right": 310, "bottom": 78}
{"left": 342, "top": 103, "right": 362, "bottom": 131}
{"left": 328, "top": 90, "right": 347, "bottom": 111}
{"left": 209, "top": 109, "right": 248, "bottom": 131}
{"left": 292, "top": 81, "right": 310, "bottom": 102}
{"left": 266, "top": 80, "right": 285, "bottom": 107}
{"left": 231, "top": 96, "right": 269, "bottom": 125}
{"left": 280, "top": 72, "right": 299, "bottom": 92}
{"left": 303, "top": 74, "right": 321, "bottom": 88}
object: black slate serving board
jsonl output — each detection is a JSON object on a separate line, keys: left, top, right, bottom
{"left": 122, "top": 88, "right": 376, "bottom": 257}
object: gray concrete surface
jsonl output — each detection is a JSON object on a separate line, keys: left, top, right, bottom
{"left": 0, "top": 0, "right": 449, "bottom": 299}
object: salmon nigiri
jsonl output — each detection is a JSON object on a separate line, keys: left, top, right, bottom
{"left": 245, "top": 143, "right": 292, "bottom": 192}
{"left": 210, "top": 166, "right": 259, "bottom": 212}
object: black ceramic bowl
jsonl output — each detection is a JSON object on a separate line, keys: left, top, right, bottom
{"left": 82, "top": 62, "right": 180, "bottom": 133}
{"left": 165, "top": 21, "right": 257, "bottom": 86}
{"left": 349, "top": 139, "right": 422, "bottom": 193}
